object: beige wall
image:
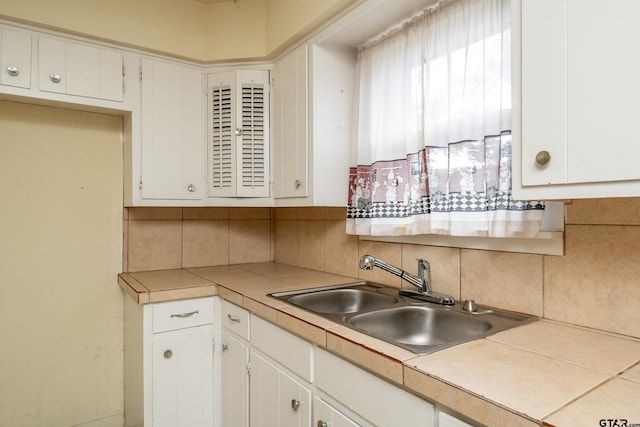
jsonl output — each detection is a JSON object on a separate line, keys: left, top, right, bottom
{"left": 0, "top": 101, "right": 124, "bottom": 426}
{"left": 125, "top": 200, "right": 640, "bottom": 340}
{"left": 265, "top": 0, "right": 356, "bottom": 54}
{"left": 0, "top": 0, "right": 356, "bottom": 62}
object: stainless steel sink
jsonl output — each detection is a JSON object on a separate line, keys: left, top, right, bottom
{"left": 287, "top": 288, "right": 397, "bottom": 314}
{"left": 270, "top": 282, "right": 536, "bottom": 354}
{"left": 349, "top": 305, "right": 491, "bottom": 351}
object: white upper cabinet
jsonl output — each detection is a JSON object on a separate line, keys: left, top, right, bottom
{"left": 38, "top": 36, "right": 123, "bottom": 101}
{"left": 513, "top": 0, "right": 640, "bottom": 199}
{"left": 140, "top": 57, "right": 204, "bottom": 201}
{"left": 272, "top": 44, "right": 309, "bottom": 199}
{"left": 0, "top": 27, "right": 31, "bottom": 88}
{"left": 272, "top": 41, "right": 354, "bottom": 207}
{"left": 207, "top": 69, "right": 270, "bottom": 198}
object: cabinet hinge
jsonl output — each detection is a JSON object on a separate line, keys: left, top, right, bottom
{"left": 139, "top": 66, "right": 143, "bottom": 82}
{"left": 246, "top": 362, "right": 251, "bottom": 376}
{"left": 138, "top": 177, "right": 143, "bottom": 190}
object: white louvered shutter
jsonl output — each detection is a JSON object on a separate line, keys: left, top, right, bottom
{"left": 208, "top": 71, "right": 236, "bottom": 197}
{"left": 207, "top": 70, "right": 269, "bottom": 198}
{"left": 236, "top": 70, "right": 269, "bottom": 197}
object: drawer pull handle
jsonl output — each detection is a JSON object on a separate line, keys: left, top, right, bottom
{"left": 164, "top": 349, "right": 173, "bottom": 359}
{"left": 50, "top": 73, "right": 61, "bottom": 83}
{"left": 170, "top": 310, "right": 199, "bottom": 318}
{"left": 227, "top": 314, "right": 241, "bottom": 323}
{"left": 291, "top": 399, "right": 301, "bottom": 411}
{"left": 222, "top": 344, "right": 229, "bottom": 351}
{"left": 317, "top": 421, "right": 328, "bottom": 427}
{"left": 7, "top": 65, "right": 19, "bottom": 76}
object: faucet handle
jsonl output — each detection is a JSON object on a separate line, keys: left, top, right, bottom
{"left": 416, "top": 258, "right": 430, "bottom": 271}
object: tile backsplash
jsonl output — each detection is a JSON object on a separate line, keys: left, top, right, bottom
{"left": 124, "top": 198, "right": 640, "bottom": 339}
{"left": 124, "top": 207, "right": 273, "bottom": 272}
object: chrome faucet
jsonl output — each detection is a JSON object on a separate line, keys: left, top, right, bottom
{"left": 359, "top": 254, "right": 455, "bottom": 306}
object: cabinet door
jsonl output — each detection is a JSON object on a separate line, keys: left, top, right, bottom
{"left": 152, "top": 327, "right": 214, "bottom": 427}
{"left": 519, "top": 0, "right": 640, "bottom": 194}
{"left": 273, "top": 45, "right": 308, "bottom": 198}
{"left": 38, "top": 37, "right": 67, "bottom": 94}
{"left": 250, "top": 352, "right": 311, "bottom": 427}
{"left": 38, "top": 36, "right": 123, "bottom": 101}
{"left": 0, "top": 27, "right": 31, "bottom": 88}
{"left": 438, "top": 412, "right": 476, "bottom": 427}
{"left": 141, "top": 58, "right": 204, "bottom": 200}
{"left": 207, "top": 69, "right": 270, "bottom": 198}
{"left": 221, "top": 330, "right": 249, "bottom": 427}
{"left": 314, "top": 397, "right": 361, "bottom": 427}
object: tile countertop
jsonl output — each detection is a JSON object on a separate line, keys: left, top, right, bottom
{"left": 118, "top": 263, "right": 640, "bottom": 427}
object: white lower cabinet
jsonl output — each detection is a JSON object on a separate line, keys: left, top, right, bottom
{"left": 313, "top": 397, "right": 360, "bottom": 427}
{"left": 221, "top": 300, "right": 250, "bottom": 427}
{"left": 250, "top": 351, "right": 312, "bottom": 427}
{"left": 151, "top": 328, "right": 214, "bottom": 427}
{"left": 219, "top": 301, "right": 483, "bottom": 427}
{"left": 124, "top": 296, "right": 216, "bottom": 427}
{"left": 221, "top": 331, "right": 249, "bottom": 427}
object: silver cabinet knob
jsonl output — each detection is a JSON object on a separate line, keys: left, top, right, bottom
{"left": 535, "top": 150, "right": 551, "bottom": 167}
{"left": 7, "top": 65, "right": 19, "bottom": 76}
{"left": 50, "top": 73, "right": 61, "bottom": 83}
{"left": 235, "top": 128, "right": 242, "bottom": 136}
{"left": 187, "top": 184, "right": 196, "bottom": 192}
{"left": 317, "top": 421, "right": 328, "bottom": 427}
{"left": 295, "top": 179, "right": 302, "bottom": 189}
{"left": 163, "top": 349, "right": 173, "bottom": 359}
{"left": 291, "top": 399, "right": 301, "bottom": 411}
{"left": 222, "top": 344, "right": 229, "bottom": 352}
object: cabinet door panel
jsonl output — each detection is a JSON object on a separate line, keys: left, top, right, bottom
{"left": 520, "top": 0, "right": 640, "bottom": 190}
{"left": 98, "top": 49, "right": 123, "bottom": 101}
{"left": 66, "top": 42, "right": 101, "bottom": 98}
{"left": 565, "top": 0, "right": 640, "bottom": 183}
{"left": 520, "top": 0, "right": 567, "bottom": 186}
{"left": 280, "top": 371, "right": 311, "bottom": 427}
{"left": 152, "top": 328, "right": 214, "bottom": 427}
{"left": 1, "top": 28, "right": 31, "bottom": 88}
{"left": 273, "top": 45, "right": 308, "bottom": 198}
{"left": 38, "top": 37, "right": 67, "bottom": 93}
{"left": 250, "top": 353, "right": 280, "bottom": 427}
{"left": 250, "top": 352, "right": 311, "bottom": 427}
{"left": 314, "top": 397, "right": 360, "bottom": 427}
{"left": 221, "top": 330, "right": 249, "bottom": 427}
{"left": 141, "top": 58, "right": 203, "bottom": 200}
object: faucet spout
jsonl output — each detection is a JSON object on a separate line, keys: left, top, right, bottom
{"left": 358, "top": 254, "right": 455, "bottom": 306}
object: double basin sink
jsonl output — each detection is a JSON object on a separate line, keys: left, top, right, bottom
{"left": 270, "top": 282, "right": 536, "bottom": 354}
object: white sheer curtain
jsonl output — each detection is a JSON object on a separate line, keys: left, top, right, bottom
{"left": 347, "top": 0, "right": 545, "bottom": 238}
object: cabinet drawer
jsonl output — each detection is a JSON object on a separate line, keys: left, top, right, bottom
{"left": 221, "top": 299, "right": 250, "bottom": 340}
{"left": 251, "top": 314, "right": 313, "bottom": 382}
{"left": 152, "top": 297, "right": 214, "bottom": 333}
{"left": 316, "top": 348, "right": 434, "bottom": 427}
